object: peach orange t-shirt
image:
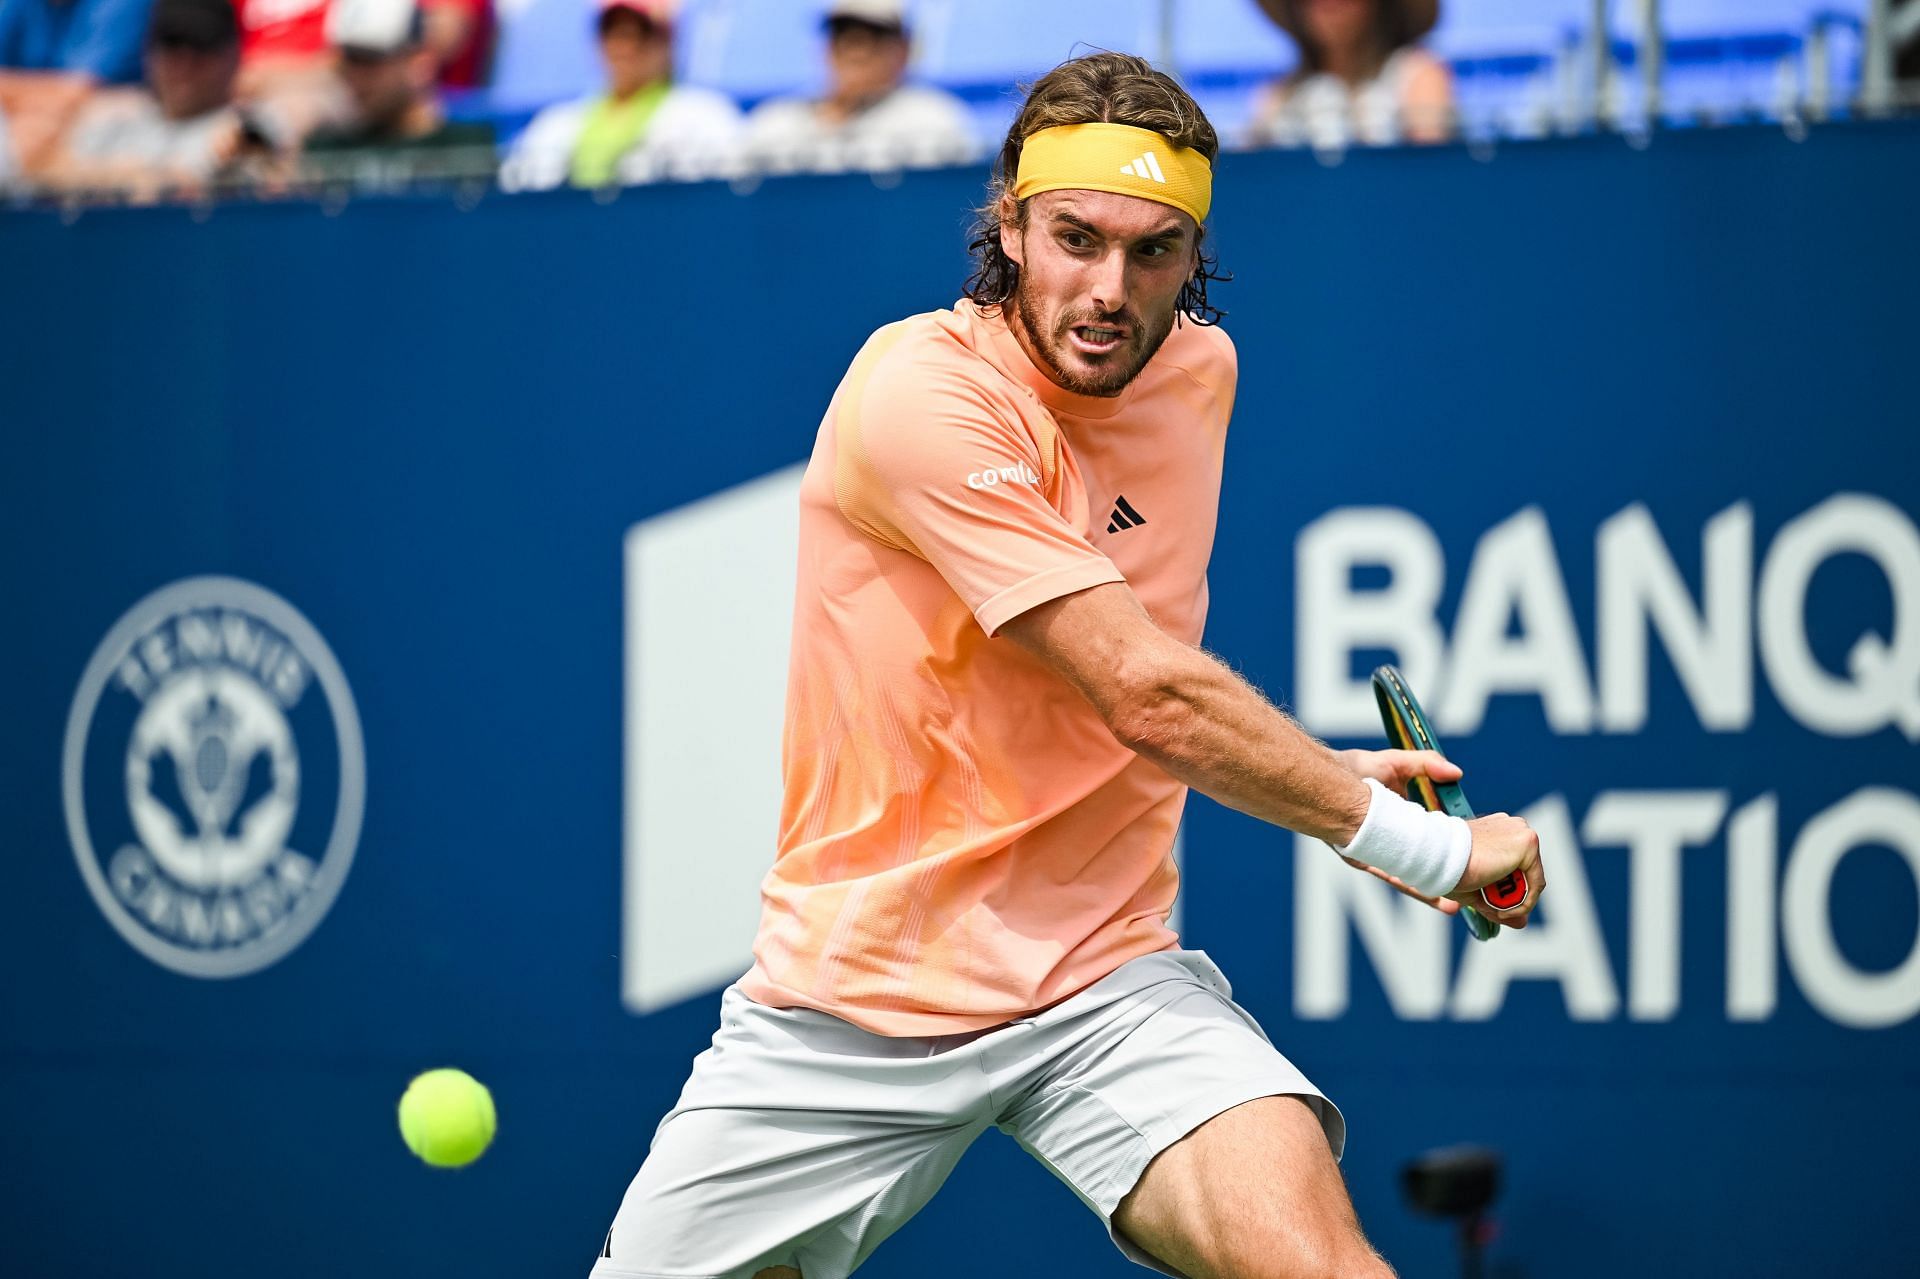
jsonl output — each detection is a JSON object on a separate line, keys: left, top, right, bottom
{"left": 741, "top": 299, "right": 1236, "bottom": 1036}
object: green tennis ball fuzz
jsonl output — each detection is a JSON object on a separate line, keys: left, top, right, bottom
{"left": 398, "top": 1068, "right": 496, "bottom": 1168}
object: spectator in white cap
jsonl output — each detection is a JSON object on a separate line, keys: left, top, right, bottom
{"left": 500, "top": 0, "right": 741, "bottom": 191}
{"left": 302, "top": 0, "right": 492, "bottom": 166}
{"left": 743, "top": 0, "right": 974, "bottom": 173}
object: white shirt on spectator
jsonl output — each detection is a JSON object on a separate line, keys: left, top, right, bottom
{"left": 1256, "top": 47, "right": 1425, "bottom": 149}
{"left": 744, "top": 83, "right": 977, "bottom": 174}
{"left": 0, "top": 103, "right": 16, "bottom": 183}
{"left": 63, "top": 91, "right": 238, "bottom": 180}
{"left": 501, "top": 83, "right": 744, "bottom": 192}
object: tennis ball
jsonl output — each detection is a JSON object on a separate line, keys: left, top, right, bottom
{"left": 397, "top": 1068, "right": 496, "bottom": 1168}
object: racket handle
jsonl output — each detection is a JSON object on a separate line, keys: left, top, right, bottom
{"left": 1479, "top": 870, "right": 1530, "bottom": 913}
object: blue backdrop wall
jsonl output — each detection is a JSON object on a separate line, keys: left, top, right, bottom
{"left": 4, "top": 122, "right": 1918, "bottom": 1279}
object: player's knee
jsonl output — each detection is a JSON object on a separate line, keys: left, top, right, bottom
{"left": 751, "top": 1268, "right": 801, "bottom": 1279}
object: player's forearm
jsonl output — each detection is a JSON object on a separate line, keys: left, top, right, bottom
{"left": 1108, "top": 640, "right": 1369, "bottom": 846}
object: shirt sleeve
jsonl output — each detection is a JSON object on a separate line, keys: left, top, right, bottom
{"left": 65, "top": 0, "right": 154, "bottom": 81}
{"left": 836, "top": 343, "right": 1125, "bottom": 636}
{"left": 60, "top": 96, "right": 115, "bottom": 156}
{"left": 499, "top": 101, "right": 580, "bottom": 192}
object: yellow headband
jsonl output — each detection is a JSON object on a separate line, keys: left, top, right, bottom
{"left": 1012, "top": 122, "right": 1213, "bottom": 223}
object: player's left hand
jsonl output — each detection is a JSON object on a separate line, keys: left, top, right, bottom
{"left": 1334, "top": 749, "right": 1466, "bottom": 915}
{"left": 1337, "top": 747, "right": 1462, "bottom": 800}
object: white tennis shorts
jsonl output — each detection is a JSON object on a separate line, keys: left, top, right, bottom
{"left": 589, "top": 949, "right": 1345, "bottom": 1279}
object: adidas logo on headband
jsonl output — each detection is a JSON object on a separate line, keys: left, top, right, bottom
{"left": 1013, "top": 123, "right": 1211, "bottom": 221}
{"left": 1119, "top": 150, "right": 1168, "bottom": 183}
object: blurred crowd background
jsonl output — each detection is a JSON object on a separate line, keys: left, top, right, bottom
{"left": 0, "top": 0, "right": 1912, "bottom": 202}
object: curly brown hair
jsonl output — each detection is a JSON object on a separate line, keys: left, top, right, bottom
{"left": 964, "top": 52, "right": 1230, "bottom": 326}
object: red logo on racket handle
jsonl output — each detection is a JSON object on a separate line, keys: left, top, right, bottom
{"left": 1481, "top": 871, "right": 1530, "bottom": 912}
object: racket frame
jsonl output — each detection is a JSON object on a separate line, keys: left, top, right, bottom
{"left": 1370, "top": 665, "right": 1505, "bottom": 942}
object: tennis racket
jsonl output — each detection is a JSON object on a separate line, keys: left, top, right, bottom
{"left": 1370, "top": 664, "right": 1529, "bottom": 942}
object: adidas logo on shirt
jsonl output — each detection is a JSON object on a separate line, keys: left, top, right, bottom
{"left": 1119, "top": 151, "right": 1168, "bottom": 183}
{"left": 1106, "top": 495, "right": 1147, "bottom": 534}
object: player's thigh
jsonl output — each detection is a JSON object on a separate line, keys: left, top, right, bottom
{"left": 1114, "top": 1095, "right": 1391, "bottom": 1279}
{"left": 997, "top": 952, "right": 1357, "bottom": 1277}
{"left": 603, "top": 1104, "right": 982, "bottom": 1277}
{"left": 596, "top": 986, "right": 992, "bottom": 1279}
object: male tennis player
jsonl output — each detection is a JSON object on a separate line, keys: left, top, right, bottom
{"left": 593, "top": 51, "right": 1545, "bottom": 1279}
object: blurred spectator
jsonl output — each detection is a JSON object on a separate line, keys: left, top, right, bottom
{"left": 230, "top": 0, "right": 482, "bottom": 149}
{"left": 0, "top": 0, "right": 156, "bottom": 173}
{"left": 421, "top": 0, "right": 486, "bottom": 88}
{"left": 1900, "top": 19, "right": 1920, "bottom": 103}
{"left": 42, "top": 0, "right": 241, "bottom": 196}
{"left": 500, "top": 0, "right": 740, "bottom": 191}
{"left": 742, "top": 0, "right": 974, "bottom": 174}
{"left": 1248, "top": 0, "right": 1453, "bottom": 148}
{"left": 301, "top": 0, "right": 492, "bottom": 173}
{"left": 229, "top": 0, "right": 346, "bottom": 143}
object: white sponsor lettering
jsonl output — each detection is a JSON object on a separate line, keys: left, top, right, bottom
{"left": 1584, "top": 790, "right": 1729, "bottom": 1020}
{"left": 1295, "top": 786, "right": 1920, "bottom": 1026}
{"left": 1725, "top": 793, "right": 1778, "bottom": 1020}
{"left": 1296, "top": 494, "right": 1920, "bottom": 741}
{"left": 1597, "top": 502, "right": 1753, "bottom": 732}
{"left": 1295, "top": 836, "right": 1451, "bottom": 1020}
{"left": 1758, "top": 494, "right": 1920, "bottom": 742}
{"left": 1449, "top": 795, "right": 1618, "bottom": 1021}
{"left": 1437, "top": 507, "right": 1595, "bottom": 734}
{"left": 1296, "top": 508, "right": 1447, "bottom": 731}
{"left": 1780, "top": 787, "right": 1920, "bottom": 1028}
{"left": 966, "top": 462, "right": 1041, "bottom": 491}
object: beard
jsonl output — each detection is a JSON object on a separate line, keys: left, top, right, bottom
{"left": 1013, "top": 273, "right": 1178, "bottom": 398}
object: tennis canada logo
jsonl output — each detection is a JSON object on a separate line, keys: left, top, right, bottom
{"left": 62, "top": 577, "right": 365, "bottom": 978}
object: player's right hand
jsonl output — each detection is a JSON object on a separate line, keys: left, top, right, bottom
{"left": 1454, "top": 813, "right": 1545, "bottom": 927}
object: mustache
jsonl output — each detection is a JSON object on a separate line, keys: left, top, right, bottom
{"left": 1055, "top": 308, "right": 1142, "bottom": 335}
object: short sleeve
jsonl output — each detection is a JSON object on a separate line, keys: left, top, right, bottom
{"left": 65, "top": 0, "right": 154, "bottom": 81}
{"left": 837, "top": 345, "right": 1124, "bottom": 636}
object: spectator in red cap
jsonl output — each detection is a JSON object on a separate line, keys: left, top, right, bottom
{"left": 501, "top": 0, "right": 740, "bottom": 191}
{"left": 1248, "top": 0, "right": 1453, "bottom": 147}
{"left": 743, "top": 0, "right": 975, "bottom": 174}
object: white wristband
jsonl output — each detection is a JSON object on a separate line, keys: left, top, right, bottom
{"left": 1335, "top": 778, "right": 1472, "bottom": 898}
